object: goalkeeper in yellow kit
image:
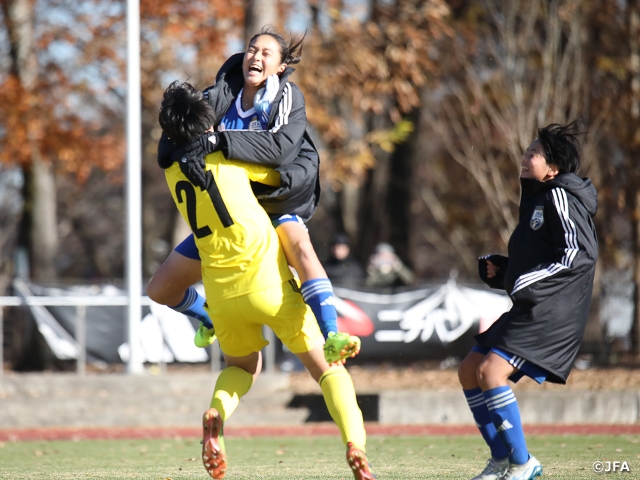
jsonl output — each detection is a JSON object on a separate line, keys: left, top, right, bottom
{"left": 158, "top": 81, "right": 375, "bottom": 480}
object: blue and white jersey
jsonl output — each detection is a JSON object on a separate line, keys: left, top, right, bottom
{"left": 218, "top": 90, "right": 263, "bottom": 132}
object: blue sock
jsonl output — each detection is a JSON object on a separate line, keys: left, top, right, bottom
{"left": 300, "top": 278, "right": 337, "bottom": 339}
{"left": 170, "top": 286, "right": 213, "bottom": 329}
{"left": 483, "top": 386, "right": 529, "bottom": 465}
{"left": 464, "top": 388, "right": 508, "bottom": 460}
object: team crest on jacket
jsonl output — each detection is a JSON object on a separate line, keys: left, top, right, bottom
{"left": 530, "top": 206, "right": 544, "bottom": 230}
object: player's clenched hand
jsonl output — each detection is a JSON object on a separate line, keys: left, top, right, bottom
{"left": 486, "top": 260, "right": 499, "bottom": 279}
{"left": 478, "top": 254, "right": 508, "bottom": 289}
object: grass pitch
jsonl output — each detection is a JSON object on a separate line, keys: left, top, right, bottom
{"left": 1, "top": 434, "right": 638, "bottom": 479}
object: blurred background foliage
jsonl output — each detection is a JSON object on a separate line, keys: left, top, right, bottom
{"left": 1, "top": 0, "right": 640, "bottom": 355}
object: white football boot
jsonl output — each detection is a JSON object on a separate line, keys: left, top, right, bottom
{"left": 500, "top": 455, "right": 543, "bottom": 480}
{"left": 471, "top": 457, "right": 509, "bottom": 480}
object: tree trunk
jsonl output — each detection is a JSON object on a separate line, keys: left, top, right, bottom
{"left": 244, "top": 0, "right": 277, "bottom": 45}
{"left": 629, "top": 1, "right": 640, "bottom": 356}
{"left": 631, "top": 190, "right": 640, "bottom": 356}
{"left": 361, "top": 150, "right": 391, "bottom": 257}
{"left": 388, "top": 110, "right": 418, "bottom": 265}
{"left": 340, "top": 182, "right": 360, "bottom": 243}
{"left": 27, "top": 156, "right": 58, "bottom": 281}
{"left": 3, "top": 0, "right": 58, "bottom": 281}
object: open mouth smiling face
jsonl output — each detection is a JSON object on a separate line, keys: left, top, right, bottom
{"left": 246, "top": 62, "right": 263, "bottom": 80}
{"left": 243, "top": 35, "right": 286, "bottom": 88}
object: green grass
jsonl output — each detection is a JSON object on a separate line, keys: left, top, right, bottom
{"left": 0, "top": 434, "right": 638, "bottom": 479}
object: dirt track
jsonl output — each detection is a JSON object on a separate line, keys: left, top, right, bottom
{"left": 3, "top": 423, "right": 640, "bottom": 443}
{"left": 290, "top": 366, "right": 640, "bottom": 393}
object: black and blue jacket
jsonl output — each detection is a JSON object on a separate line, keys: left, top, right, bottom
{"left": 477, "top": 174, "right": 598, "bottom": 384}
{"left": 160, "top": 53, "right": 321, "bottom": 222}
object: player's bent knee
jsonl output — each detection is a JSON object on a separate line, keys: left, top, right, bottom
{"left": 222, "top": 352, "right": 261, "bottom": 377}
{"left": 476, "top": 362, "right": 504, "bottom": 390}
{"left": 146, "top": 278, "right": 168, "bottom": 304}
{"left": 458, "top": 359, "right": 480, "bottom": 390}
{"left": 458, "top": 351, "right": 484, "bottom": 388}
{"left": 476, "top": 370, "right": 490, "bottom": 389}
{"left": 146, "top": 279, "right": 183, "bottom": 306}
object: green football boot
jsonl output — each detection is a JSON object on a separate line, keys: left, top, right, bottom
{"left": 323, "top": 331, "right": 361, "bottom": 365}
{"left": 194, "top": 323, "right": 217, "bottom": 348}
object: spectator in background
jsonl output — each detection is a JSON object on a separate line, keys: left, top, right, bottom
{"left": 323, "top": 232, "right": 366, "bottom": 287}
{"left": 365, "top": 242, "right": 415, "bottom": 288}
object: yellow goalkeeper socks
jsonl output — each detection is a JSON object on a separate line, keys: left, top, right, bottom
{"left": 209, "top": 366, "right": 253, "bottom": 454}
{"left": 319, "top": 368, "right": 366, "bottom": 451}
{"left": 210, "top": 366, "right": 253, "bottom": 421}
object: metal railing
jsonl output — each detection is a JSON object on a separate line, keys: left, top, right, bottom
{"left": 0, "top": 296, "right": 276, "bottom": 376}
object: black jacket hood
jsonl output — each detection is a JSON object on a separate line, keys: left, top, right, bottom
{"left": 521, "top": 174, "right": 598, "bottom": 218}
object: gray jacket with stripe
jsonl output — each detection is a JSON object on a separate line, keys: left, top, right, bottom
{"left": 476, "top": 175, "right": 598, "bottom": 384}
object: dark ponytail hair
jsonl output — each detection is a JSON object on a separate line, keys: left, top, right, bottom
{"left": 247, "top": 25, "right": 305, "bottom": 65}
{"left": 537, "top": 120, "right": 584, "bottom": 175}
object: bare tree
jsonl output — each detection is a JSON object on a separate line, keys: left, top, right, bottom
{"left": 415, "top": 0, "right": 616, "bottom": 355}
{"left": 298, "top": 0, "right": 451, "bottom": 263}
{"left": 627, "top": 0, "right": 640, "bottom": 355}
{"left": 423, "top": 0, "right": 605, "bottom": 251}
{"left": 1, "top": 0, "right": 57, "bottom": 281}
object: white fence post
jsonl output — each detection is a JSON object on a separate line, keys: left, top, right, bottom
{"left": 210, "top": 342, "right": 221, "bottom": 372}
{"left": 76, "top": 305, "right": 86, "bottom": 376}
{"left": 0, "top": 307, "right": 3, "bottom": 377}
{"left": 263, "top": 326, "right": 276, "bottom": 373}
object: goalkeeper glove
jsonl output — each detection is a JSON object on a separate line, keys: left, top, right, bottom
{"left": 170, "top": 132, "right": 220, "bottom": 188}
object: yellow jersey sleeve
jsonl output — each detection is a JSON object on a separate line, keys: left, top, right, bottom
{"left": 220, "top": 159, "right": 280, "bottom": 187}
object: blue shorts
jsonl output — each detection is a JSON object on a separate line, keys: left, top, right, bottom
{"left": 270, "top": 214, "right": 307, "bottom": 230}
{"left": 174, "top": 214, "right": 307, "bottom": 261}
{"left": 174, "top": 234, "right": 200, "bottom": 260}
{"left": 472, "top": 345, "right": 548, "bottom": 384}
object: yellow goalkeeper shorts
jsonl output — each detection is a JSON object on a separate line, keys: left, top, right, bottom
{"left": 206, "top": 279, "right": 322, "bottom": 357}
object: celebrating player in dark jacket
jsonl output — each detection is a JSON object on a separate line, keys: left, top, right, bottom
{"left": 149, "top": 27, "right": 360, "bottom": 366}
{"left": 457, "top": 121, "right": 598, "bottom": 480}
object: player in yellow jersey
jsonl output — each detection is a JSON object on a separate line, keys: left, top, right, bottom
{"left": 150, "top": 29, "right": 360, "bottom": 367}
{"left": 158, "top": 81, "right": 375, "bottom": 480}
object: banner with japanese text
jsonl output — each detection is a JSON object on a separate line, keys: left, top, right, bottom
{"left": 333, "top": 281, "right": 511, "bottom": 360}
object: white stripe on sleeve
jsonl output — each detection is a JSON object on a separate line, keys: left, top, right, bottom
{"left": 511, "top": 188, "right": 578, "bottom": 295}
{"left": 269, "top": 83, "right": 292, "bottom": 133}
